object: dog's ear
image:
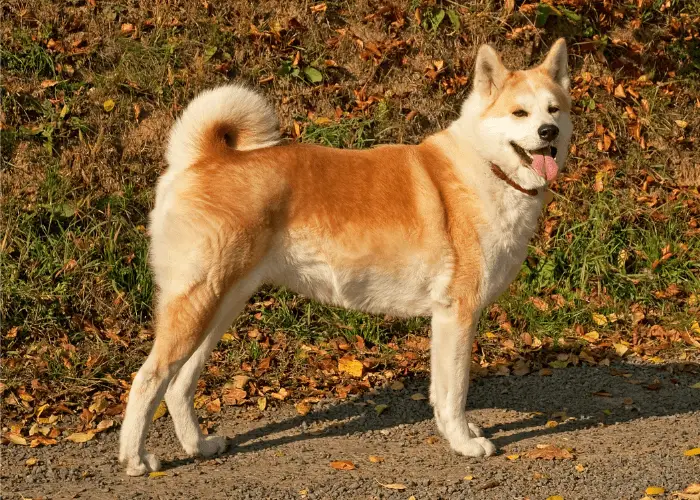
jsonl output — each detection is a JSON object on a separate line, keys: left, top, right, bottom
{"left": 540, "top": 38, "right": 569, "bottom": 91}
{"left": 473, "top": 44, "right": 508, "bottom": 97}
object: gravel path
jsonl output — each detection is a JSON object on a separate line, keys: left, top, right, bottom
{"left": 2, "top": 362, "right": 699, "bottom": 500}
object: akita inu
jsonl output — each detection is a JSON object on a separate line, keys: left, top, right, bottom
{"left": 120, "top": 39, "right": 572, "bottom": 475}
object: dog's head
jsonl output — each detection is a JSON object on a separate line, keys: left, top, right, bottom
{"left": 463, "top": 39, "right": 572, "bottom": 190}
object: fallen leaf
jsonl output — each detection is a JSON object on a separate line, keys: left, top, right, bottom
{"left": 103, "top": 99, "right": 115, "bottom": 112}
{"left": 338, "top": 356, "right": 364, "bottom": 378}
{"left": 95, "top": 419, "right": 114, "bottom": 432}
{"left": 152, "top": 400, "right": 167, "bottom": 421}
{"left": 149, "top": 471, "right": 168, "bottom": 478}
{"left": 411, "top": 393, "right": 427, "bottom": 401}
{"left": 424, "top": 435, "right": 439, "bottom": 444}
{"left": 390, "top": 380, "right": 404, "bottom": 391}
{"left": 613, "top": 343, "right": 629, "bottom": 356}
{"left": 379, "top": 483, "right": 406, "bottom": 490}
{"left": 295, "top": 402, "right": 311, "bottom": 416}
{"left": 375, "top": 404, "right": 388, "bottom": 415}
{"left": 330, "top": 460, "right": 355, "bottom": 470}
{"left": 257, "top": 396, "right": 267, "bottom": 411}
{"left": 464, "top": 475, "right": 474, "bottom": 481}
{"left": 675, "top": 120, "right": 688, "bottom": 129}
{"left": 583, "top": 331, "right": 600, "bottom": 342}
{"left": 545, "top": 420, "right": 558, "bottom": 428}
{"left": 206, "top": 398, "right": 221, "bottom": 413}
{"left": 689, "top": 382, "right": 700, "bottom": 389}
{"left": 368, "top": 455, "right": 384, "bottom": 463}
{"left": 66, "top": 432, "right": 95, "bottom": 443}
{"left": 526, "top": 444, "right": 574, "bottom": 460}
{"left": 5, "top": 432, "right": 27, "bottom": 445}
{"left": 592, "top": 313, "right": 608, "bottom": 326}
{"left": 546, "top": 496, "right": 564, "bottom": 500}
{"left": 575, "top": 463, "right": 585, "bottom": 472}
{"left": 645, "top": 486, "right": 665, "bottom": 495}
{"left": 539, "top": 368, "right": 553, "bottom": 376}
{"left": 506, "top": 454, "right": 520, "bottom": 461}
{"left": 26, "top": 457, "right": 38, "bottom": 466}
{"left": 684, "top": 448, "right": 700, "bottom": 456}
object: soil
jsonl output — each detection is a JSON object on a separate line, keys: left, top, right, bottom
{"left": 2, "top": 362, "right": 699, "bottom": 500}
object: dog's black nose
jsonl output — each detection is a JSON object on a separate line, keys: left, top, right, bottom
{"left": 538, "top": 124, "right": 559, "bottom": 142}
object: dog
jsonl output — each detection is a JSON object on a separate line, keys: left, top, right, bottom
{"left": 119, "top": 38, "right": 572, "bottom": 475}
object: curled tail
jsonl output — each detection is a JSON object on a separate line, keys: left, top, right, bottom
{"left": 165, "top": 85, "right": 281, "bottom": 173}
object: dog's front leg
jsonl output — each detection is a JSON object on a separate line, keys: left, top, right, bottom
{"left": 430, "top": 303, "right": 496, "bottom": 457}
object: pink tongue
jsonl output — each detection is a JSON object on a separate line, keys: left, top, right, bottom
{"left": 532, "top": 154, "right": 559, "bottom": 181}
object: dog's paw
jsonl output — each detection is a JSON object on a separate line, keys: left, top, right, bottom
{"left": 122, "top": 453, "right": 161, "bottom": 476}
{"left": 199, "top": 435, "right": 228, "bottom": 457}
{"left": 468, "top": 422, "right": 484, "bottom": 438}
{"left": 451, "top": 436, "right": 497, "bottom": 458}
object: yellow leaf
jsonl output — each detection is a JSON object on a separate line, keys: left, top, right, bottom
{"left": 592, "top": 313, "right": 608, "bottom": 326}
{"left": 390, "top": 380, "right": 404, "bottom": 391}
{"left": 221, "top": 333, "right": 235, "bottom": 342}
{"left": 645, "top": 486, "right": 665, "bottom": 495}
{"left": 575, "top": 464, "right": 585, "bottom": 472}
{"left": 5, "top": 432, "right": 28, "bottom": 445}
{"left": 594, "top": 171, "right": 605, "bottom": 192}
{"left": 411, "top": 393, "right": 427, "bottom": 400}
{"left": 545, "top": 420, "right": 558, "bottom": 428}
{"left": 691, "top": 322, "right": 700, "bottom": 335}
{"left": 95, "top": 419, "right": 114, "bottom": 432}
{"left": 675, "top": 120, "right": 688, "bottom": 129}
{"left": 368, "top": 455, "right": 384, "bottom": 463}
{"left": 684, "top": 447, "right": 700, "bottom": 456}
{"left": 299, "top": 489, "right": 308, "bottom": 496}
{"left": 66, "top": 432, "right": 95, "bottom": 443}
{"left": 546, "top": 496, "right": 564, "bottom": 500}
{"left": 691, "top": 382, "right": 700, "bottom": 389}
{"left": 152, "top": 400, "right": 167, "bottom": 421}
{"left": 464, "top": 475, "right": 474, "bottom": 481}
{"left": 506, "top": 454, "right": 520, "bottom": 461}
{"left": 375, "top": 404, "right": 388, "bottom": 415}
{"left": 257, "top": 396, "right": 267, "bottom": 411}
{"left": 684, "top": 484, "right": 700, "bottom": 493}
{"left": 614, "top": 343, "right": 629, "bottom": 356}
{"left": 295, "top": 402, "right": 311, "bottom": 416}
{"left": 26, "top": 457, "right": 38, "bottom": 466}
{"left": 338, "top": 356, "right": 364, "bottom": 378}
{"left": 381, "top": 483, "right": 406, "bottom": 490}
{"left": 583, "top": 331, "right": 600, "bottom": 342}
{"left": 103, "top": 99, "right": 115, "bottom": 112}
{"left": 329, "top": 460, "right": 355, "bottom": 470}
{"left": 647, "top": 356, "right": 664, "bottom": 364}
{"left": 149, "top": 471, "right": 168, "bottom": 478}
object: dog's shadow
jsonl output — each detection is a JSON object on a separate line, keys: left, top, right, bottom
{"left": 158, "top": 361, "right": 698, "bottom": 470}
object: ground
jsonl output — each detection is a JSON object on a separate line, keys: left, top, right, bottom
{"left": 1, "top": 0, "right": 699, "bottom": 499}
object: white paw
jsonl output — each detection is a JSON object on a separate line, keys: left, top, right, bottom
{"left": 185, "top": 435, "right": 228, "bottom": 457}
{"left": 123, "top": 453, "right": 161, "bottom": 476}
{"left": 199, "top": 435, "right": 228, "bottom": 457}
{"left": 468, "top": 422, "right": 484, "bottom": 438}
{"left": 450, "top": 436, "right": 497, "bottom": 457}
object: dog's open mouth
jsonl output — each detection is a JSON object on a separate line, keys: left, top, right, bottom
{"left": 510, "top": 142, "right": 559, "bottom": 182}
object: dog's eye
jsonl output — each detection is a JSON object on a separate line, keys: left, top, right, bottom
{"left": 548, "top": 106, "right": 560, "bottom": 114}
{"left": 512, "top": 109, "right": 528, "bottom": 118}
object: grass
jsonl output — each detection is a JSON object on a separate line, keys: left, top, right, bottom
{"left": 1, "top": 0, "right": 698, "bottom": 425}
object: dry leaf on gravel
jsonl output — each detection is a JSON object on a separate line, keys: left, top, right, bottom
{"left": 149, "top": 471, "right": 168, "bottom": 478}
{"left": 375, "top": 404, "right": 388, "bottom": 415}
{"left": 674, "top": 484, "right": 700, "bottom": 499}
{"left": 257, "top": 396, "right": 267, "bottom": 411}
{"left": 546, "top": 496, "right": 564, "bottom": 500}
{"left": 66, "top": 432, "right": 95, "bottom": 443}
{"left": 390, "top": 380, "right": 404, "bottom": 390}
{"left": 95, "top": 419, "right": 114, "bottom": 432}
{"left": 506, "top": 454, "right": 520, "bottom": 461}
{"left": 368, "top": 455, "right": 384, "bottom": 463}
{"left": 411, "top": 393, "right": 427, "bottom": 400}
{"left": 575, "top": 464, "right": 585, "bottom": 472}
{"left": 295, "top": 402, "right": 311, "bottom": 416}
{"left": 330, "top": 460, "right": 355, "bottom": 470}
{"left": 526, "top": 444, "right": 574, "bottom": 460}
{"left": 5, "top": 432, "right": 28, "bottom": 445}
{"left": 378, "top": 482, "right": 406, "bottom": 490}
{"left": 684, "top": 448, "right": 700, "bottom": 456}
{"left": 152, "top": 400, "right": 167, "bottom": 421}
{"left": 645, "top": 486, "right": 665, "bottom": 495}
{"left": 26, "top": 457, "right": 38, "bottom": 466}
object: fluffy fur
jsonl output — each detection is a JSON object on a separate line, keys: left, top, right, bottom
{"left": 119, "top": 39, "right": 573, "bottom": 475}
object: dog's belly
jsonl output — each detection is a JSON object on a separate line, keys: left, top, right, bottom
{"left": 264, "top": 239, "right": 443, "bottom": 317}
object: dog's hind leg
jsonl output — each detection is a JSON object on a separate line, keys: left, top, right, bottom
{"left": 164, "top": 277, "right": 258, "bottom": 458}
{"left": 119, "top": 278, "right": 230, "bottom": 476}
{"left": 430, "top": 303, "right": 496, "bottom": 457}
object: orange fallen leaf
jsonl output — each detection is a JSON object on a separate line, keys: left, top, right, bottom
{"left": 684, "top": 448, "right": 700, "bottom": 456}
{"left": 526, "top": 444, "right": 574, "bottom": 460}
{"left": 26, "top": 457, "right": 38, "bottom": 466}
{"left": 330, "top": 460, "right": 355, "bottom": 470}
{"left": 368, "top": 455, "right": 384, "bottom": 463}
{"left": 645, "top": 486, "right": 665, "bottom": 495}
{"left": 506, "top": 454, "right": 520, "bottom": 461}
{"left": 5, "top": 432, "right": 28, "bottom": 446}
{"left": 338, "top": 356, "right": 364, "bottom": 378}
{"left": 295, "top": 402, "right": 311, "bottom": 416}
